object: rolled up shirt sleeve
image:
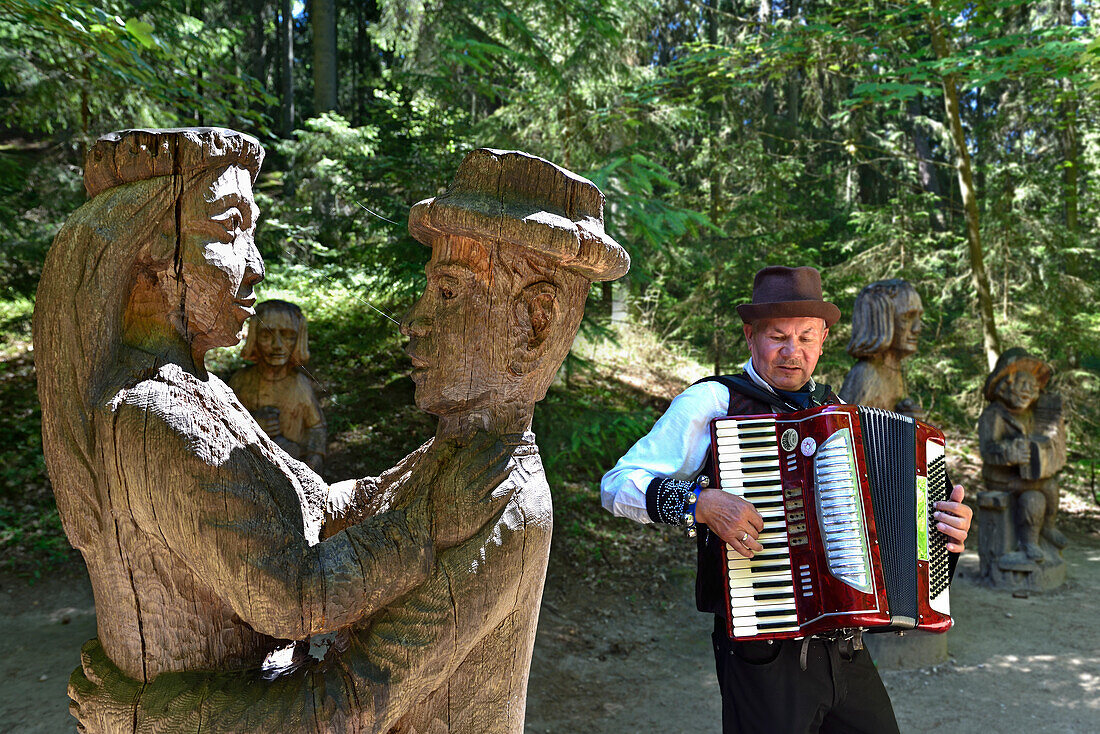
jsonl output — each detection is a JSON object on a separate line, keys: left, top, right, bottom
{"left": 600, "top": 381, "right": 729, "bottom": 524}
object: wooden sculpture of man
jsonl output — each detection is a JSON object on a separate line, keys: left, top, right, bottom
{"left": 230, "top": 299, "right": 326, "bottom": 473}
{"left": 979, "top": 348, "right": 1067, "bottom": 573}
{"left": 839, "top": 278, "right": 925, "bottom": 418}
{"left": 39, "top": 134, "right": 628, "bottom": 733}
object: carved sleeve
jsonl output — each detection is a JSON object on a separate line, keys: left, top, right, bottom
{"left": 977, "top": 406, "right": 1024, "bottom": 468}
{"left": 112, "top": 383, "right": 433, "bottom": 640}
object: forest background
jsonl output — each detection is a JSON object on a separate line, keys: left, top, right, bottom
{"left": 1, "top": 0, "right": 1099, "bottom": 577}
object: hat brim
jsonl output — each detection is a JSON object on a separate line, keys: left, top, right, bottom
{"left": 983, "top": 357, "right": 1052, "bottom": 401}
{"left": 409, "top": 196, "right": 629, "bottom": 282}
{"left": 737, "top": 300, "right": 841, "bottom": 328}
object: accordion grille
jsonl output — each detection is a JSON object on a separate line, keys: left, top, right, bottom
{"left": 857, "top": 406, "right": 918, "bottom": 626}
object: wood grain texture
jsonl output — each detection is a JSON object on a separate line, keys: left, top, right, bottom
{"left": 36, "top": 137, "right": 628, "bottom": 732}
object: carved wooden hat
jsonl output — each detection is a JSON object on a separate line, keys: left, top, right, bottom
{"left": 408, "top": 148, "right": 630, "bottom": 282}
{"left": 84, "top": 127, "right": 264, "bottom": 199}
{"left": 983, "top": 347, "right": 1052, "bottom": 401}
{"left": 736, "top": 265, "right": 841, "bottom": 326}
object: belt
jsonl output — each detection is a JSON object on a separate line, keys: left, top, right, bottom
{"left": 799, "top": 629, "right": 864, "bottom": 671}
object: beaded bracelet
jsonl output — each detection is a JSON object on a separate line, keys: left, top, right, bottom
{"left": 683, "top": 475, "right": 709, "bottom": 538}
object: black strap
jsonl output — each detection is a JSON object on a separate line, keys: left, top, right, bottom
{"left": 695, "top": 373, "right": 834, "bottom": 413}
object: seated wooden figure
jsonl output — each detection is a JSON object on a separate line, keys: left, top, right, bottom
{"left": 979, "top": 348, "right": 1067, "bottom": 574}
{"left": 839, "top": 278, "right": 925, "bottom": 418}
{"left": 39, "top": 133, "right": 628, "bottom": 733}
{"left": 230, "top": 299, "right": 326, "bottom": 473}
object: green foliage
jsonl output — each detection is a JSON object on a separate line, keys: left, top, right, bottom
{"left": 535, "top": 388, "right": 660, "bottom": 486}
{"left": 0, "top": 0, "right": 272, "bottom": 136}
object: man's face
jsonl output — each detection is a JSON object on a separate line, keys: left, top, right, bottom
{"left": 997, "top": 370, "right": 1039, "bottom": 412}
{"left": 890, "top": 291, "right": 923, "bottom": 355}
{"left": 401, "top": 237, "right": 512, "bottom": 415}
{"left": 253, "top": 310, "right": 299, "bottom": 367}
{"left": 743, "top": 317, "right": 829, "bottom": 391}
{"left": 178, "top": 165, "right": 264, "bottom": 352}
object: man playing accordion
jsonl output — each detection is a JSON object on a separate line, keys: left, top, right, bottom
{"left": 601, "top": 265, "right": 973, "bottom": 733}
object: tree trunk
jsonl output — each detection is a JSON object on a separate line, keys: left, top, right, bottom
{"left": 1057, "top": 0, "right": 1079, "bottom": 238}
{"left": 312, "top": 0, "right": 339, "bottom": 113}
{"left": 709, "top": 0, "right": 725, "bottom": 375}
{"left": 279, "top": 0, "right": 294, "bottom": 137}
{"left": 907, "top": 97, "right": 947, "bottom": 231}
{"left": 758, "top": 0, "right": 774, "bottom": 154}
{"left": 928, "top": 2, "right": 1001, "bottom": 369}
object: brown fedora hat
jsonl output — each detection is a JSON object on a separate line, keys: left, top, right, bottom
{"left": 736, "top": 266, "right": 841, "bottom": 327}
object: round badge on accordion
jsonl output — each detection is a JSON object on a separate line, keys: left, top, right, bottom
{"left": 800, "top": 436, "right": 817, "bottom": 456}
{"left": 781, "top": 429, "right": 798, "bottom": 452}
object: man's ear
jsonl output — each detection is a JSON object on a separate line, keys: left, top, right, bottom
{"left": 511, "top": 281, "right": 558, "bottom": 374}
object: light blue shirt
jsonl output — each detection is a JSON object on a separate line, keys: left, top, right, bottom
{"left": 599, "top": 359, "right": 822, "bottom": 524}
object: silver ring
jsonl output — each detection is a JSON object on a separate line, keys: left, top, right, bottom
{"left": 740, "top": 531, "right": 749, "bottom": 544}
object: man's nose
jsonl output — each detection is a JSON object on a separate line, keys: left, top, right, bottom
{"left": 271, "top": 331, "right": 284, "bottom": 348}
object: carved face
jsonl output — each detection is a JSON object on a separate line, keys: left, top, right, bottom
{"left": 401, "top": 237, "right": 511, "bottom": 415}
{"left": 996, "top": 369, "right": 1039, "bottom": 412}
{"left": 889, "top": 289, "right": 923, "bottom": 355}
{"left": 253, "top": 309, "right": 299, "bottom": 367}
{"left": 743, "top": 317, "right": 829, "bottom": 391}
{"left": 179, "top": 165, "right": 264, "bottom": 353}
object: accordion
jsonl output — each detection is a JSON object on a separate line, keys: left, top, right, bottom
{"left": 707, "top": 404, "right": 953, "bottom": 641}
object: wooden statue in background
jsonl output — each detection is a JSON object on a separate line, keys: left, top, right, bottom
{"left": 839, "top": 279, "right": 925, "bottom": 418}
{"left": 230, "top": 299, "right": 326, "bottom": 473}
{"left": 39, "top": 134, "right": 628, "bottom": 733}
{"left": 978, "top": 348, "right": 1067, "bottom": 582}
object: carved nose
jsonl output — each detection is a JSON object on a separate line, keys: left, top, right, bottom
{"left": 400, "top": 300, "right": 431, "bottom": 338}
{"left": 401, "top": 315, "right": 431, "bottom": 338}
{"left": 243, "top": 240, "right": 265, "bottom": 287}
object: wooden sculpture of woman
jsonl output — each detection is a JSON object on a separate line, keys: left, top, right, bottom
{"left": 39, "top": 136, "right": 629, "bottom": 733}
{"left": 840, "top": 278, "right": 925, "bottom": 417}
{"left": 230, "top": 299, "right": 326, "bottom": 473}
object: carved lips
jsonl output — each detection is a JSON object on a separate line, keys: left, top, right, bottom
{"left": 406, "top": 347, "right": 429, "bottom": 378}
{"left": 233, "top": 296, "right": 257, "bottom": 322}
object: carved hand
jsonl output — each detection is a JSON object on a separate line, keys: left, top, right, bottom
{"left": 695, "top": 488, "right": 765, "bottom": 559}
{"left": 253, "top": 405, "right": 281, "bottom": 437}
{"left": 423, "top": 433, "right": 517, "bottom": 549}
{"left": 894, "top": 398, "right": 926, "bottom": 422}
{"left": 1008, "top": 437, "right": 1032, "bottom": 465}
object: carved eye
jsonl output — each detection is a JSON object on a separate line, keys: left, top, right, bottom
{"left": 212, "top": 208, "right": 244, "bottom": 235}
{"left": 439, "top": 284, "right": 456, "bottom": 300}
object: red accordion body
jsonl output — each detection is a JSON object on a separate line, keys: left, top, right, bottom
{"left": 708, "top": 404, "right": 953, "bottom": 641}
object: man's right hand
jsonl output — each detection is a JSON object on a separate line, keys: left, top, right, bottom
{"left": 694, "top": 489, "right": 764, "bottom": 558}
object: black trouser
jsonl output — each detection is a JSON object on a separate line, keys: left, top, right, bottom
{"left": 712, "top": 618, "right": 900, "bottom": 734}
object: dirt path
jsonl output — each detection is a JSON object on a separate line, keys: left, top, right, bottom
{"left": 2, "top": 534, "right": 1098, "bottom": 733}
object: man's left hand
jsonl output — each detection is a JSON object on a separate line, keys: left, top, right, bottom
{"left": 934, "top": 484, "right": 972, "bottom": 553}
